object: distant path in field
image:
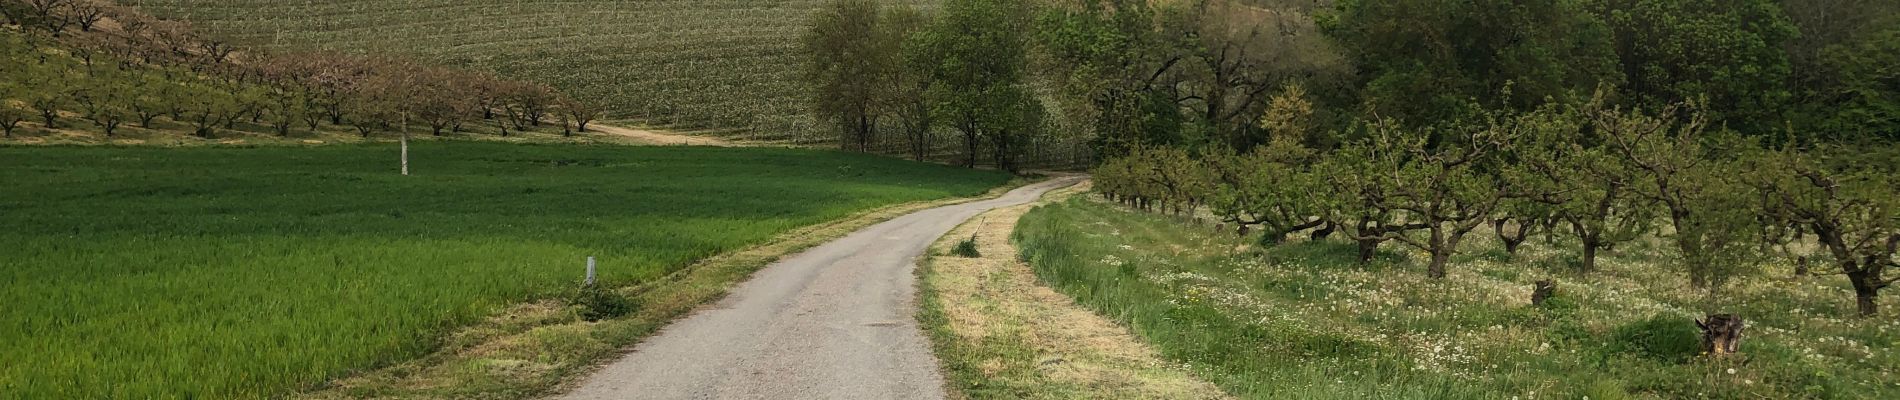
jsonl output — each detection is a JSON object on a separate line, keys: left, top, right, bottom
{"left": 558, "top": 177, "right": 1086, "bottom": 400}
{"left": 591, "top": 124, "right": 740, "bottom": 147}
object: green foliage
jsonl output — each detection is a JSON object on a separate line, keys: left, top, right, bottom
{"left": 572, "top": 285, "right": 637, "bottom": 322}
{"left": 919, "top": 0, "right": 1044, "bottom": 171}
{"left": 1019, "top": 198, "right": 1900, "bottom": 399}
{"left": 1802, "top": 21, "right": 1900, "bottom": 142}
{"left": 1587, "top": 0, "right": 1796, "bottom": 133}
{"left": 0, "top": 143, "right": 1007, "bottom": 399}
{"left": 1606, "top": 315, "right": 1705, "bottom": 363}
{"left": 951, "top": 235, "right": 982, "bottom": 258}
{"left": 1325, "top": 0, "right": 1619, "bottom": 126}
{"left": 802, "top": 0, "right": 904, "bottom": 151}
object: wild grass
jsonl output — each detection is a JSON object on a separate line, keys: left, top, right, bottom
{"left": 0, "top": 142, "right": 1006, "bottom": 399}
{"left": 119, "top": 0, "right": 936, "bottom": 137}
{"left": 1013, "top": 197, "right": 1900, "bottom": 399}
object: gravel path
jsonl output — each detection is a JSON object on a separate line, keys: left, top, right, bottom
{"left": 558, "top": 177, "right": 1085, "bottom": 400}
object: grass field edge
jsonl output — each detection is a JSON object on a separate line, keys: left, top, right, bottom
{"left": 298, "top": 174, "right": 1047, "bottom": 399}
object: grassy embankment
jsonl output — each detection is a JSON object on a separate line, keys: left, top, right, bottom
{"left": 0, "top": 142, "right": 1008, "bottom": 398}
{"left": 1013, "top": 197, "right": 1899, "bottom": 399}
{"left": 917, "top": 181, "right": 1229, "bottom": 400}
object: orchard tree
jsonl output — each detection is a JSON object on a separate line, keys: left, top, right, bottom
{"left": 1749, "top": 145, "right": 1900, "bottom": 316}
{"left": 26, "top": 69, "right": 71, "bottom": 129}
{"left": 1351, "top": 117, "right": 1517, "bottom": 279}
{"left": 557, "top": 94, "right": 599, "bottom": 134}
{"left": 1, "top": 82, "right": 26, "bottom": 138}
{"left": 1207, "top": 141, "right": 1329, "bottom": 244}
{"left": 178, "top": 84, "right": 237, "bottom": 138}
{"left": 1602, "top": 103, "right": 1763, "bottom": 289}
{"left": 1513, "top": 98, "right": 1657, "bottom": 271}
{"left": 78, "top": 77, "right": 130, "bottom": 136}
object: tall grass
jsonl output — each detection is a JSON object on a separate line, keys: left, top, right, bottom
{"left": 1015, "top": 197, "right": 1899, "bottom": 399}
{"left": 0, "top": 142, "right": 1006, "bottom": 399}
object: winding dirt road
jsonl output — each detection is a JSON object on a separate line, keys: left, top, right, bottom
{"left": 558, "top": 177, "right": 1085, "bottom": 400}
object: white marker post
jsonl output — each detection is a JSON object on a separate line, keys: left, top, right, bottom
{"left": 585, "top": 256, "right": 597, "bottom": 287}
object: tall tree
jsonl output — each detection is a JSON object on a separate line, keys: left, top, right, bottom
{"left": 802, "top": 0, "right": 902, "bottom": 152}
{"left": 921, "top": 0, "right": 1039, "bottom": 171}
{"left": 1325, "top": 0, "right": 1619, "bottom": 127}
{"left": 1587, "top": 0, "right": 1795, "bottom": 134}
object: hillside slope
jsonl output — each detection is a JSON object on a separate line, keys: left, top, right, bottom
{"left": 122, "top": 0, "right": 935, "bottom": 138}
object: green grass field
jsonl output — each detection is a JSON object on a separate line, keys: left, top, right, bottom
{"left": 118, "top": 0, "right": 932, "bottom": 137}
{"left": 0, "top": 142, "right": 1006, "bottom": 399}
{"left": 1014, "top": 197, "right": 1899, "bottom": 399}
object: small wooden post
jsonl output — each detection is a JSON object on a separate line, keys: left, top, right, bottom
{"left": 400, "top": 113, "right": 410, "bottom": 176}
{"left": 585, "top": 256, "right": 597, "bottom": 287}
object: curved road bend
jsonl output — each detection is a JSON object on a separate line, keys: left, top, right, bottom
{"left": 559, "top": 176, "right": 1086, "bottom": 400}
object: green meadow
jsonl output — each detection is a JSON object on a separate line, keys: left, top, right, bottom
{"left": 1014, "top": 198, "right": 1899, "bottom": 400}
{"left": 0, "top": 142, "right": 1006, "bottom": 398}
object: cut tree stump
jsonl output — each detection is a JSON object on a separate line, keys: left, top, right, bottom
{"left": 1697, "top": 314, "right": 1745, "bottom": 355}
{"left": 1531, "top": 280, "right": 1556, "bottom": 306}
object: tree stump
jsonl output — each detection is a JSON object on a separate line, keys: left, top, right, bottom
{"left": 1697, "top": 314, "right": 1745, "bottom": 355}
{"left": 1531, "top": 280, "right": 1556, "bottom": 306}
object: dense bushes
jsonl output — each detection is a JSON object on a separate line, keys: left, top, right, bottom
{"left": 1608, "top": 315, "right": 1707, "bottom": 363}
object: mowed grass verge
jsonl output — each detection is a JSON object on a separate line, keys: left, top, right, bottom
{"left": 1013, "top": 198, "right": 1899, "bottom": 399}
{"left": 121, "top": 0, "right": 933, "bottom": 136}
{"left": 0, "top": 142, "right": 1007, "bottom": 399}
{"left": 917, "top": 181, "right": 1228, "bottom": 399}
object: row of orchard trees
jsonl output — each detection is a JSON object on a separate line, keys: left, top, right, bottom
{"left": 1096, "top": 90, "right": 1900, "bottom": 316}
{"left": 1, "top": 0, "right": 597, "bottom": 140}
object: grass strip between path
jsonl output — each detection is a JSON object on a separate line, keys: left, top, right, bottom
{"left": 301, "top": 177, "right": 1044, "bottom": 399}
{"left": 917, "top": 180, "right": 1231, "bottom": 400}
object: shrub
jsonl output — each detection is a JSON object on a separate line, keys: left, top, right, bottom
{"left": 1607, "top": 314, "right": 1704, "bottom": 363}
{"left": 952, "top": 235, "right": 981, "bottom": 258}
{"left": 572, "top": 284, "right": 637, "bottom": 322}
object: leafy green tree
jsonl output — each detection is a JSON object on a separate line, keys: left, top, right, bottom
{"left": 178, "top": 83, "right": 238, "bottom": 139}
{"left": 920, "top": 0, "right": 1040, "bottom": 170}
{"left": 1325, "top": 0, "right": 1619, "bottom": 127}
{"left": 1601, "top": 103, "right": 1762, "bottom": 289}
{"left": 1345, "top": 117, "right": 1517, "bottom": 279}
{"left": 78, "top": 77, "right": 130, "bottom": 136}
{"left": 1748, "top": 145, "right": 1900, "bottom": 316}
{"left": 1801, "top": 21, "right": 1900, "bottom": 142}
{"left": 1038, "top": 0, "right": 1183, "bottom": 158}
{"left": 1207, "top": 141, "right": 1329, "bottom": 244}
{"left": 802, "top": 0, "right": 901, "bottom": 152}
{"left": 887, "top": 5, "right": 935, "bottom": 162}
{"left": 1512, "top": 99, "right": 1657, "bottom": 271}
{"left": 1587, "top": 0, "right": 1795, "bottom": 134}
